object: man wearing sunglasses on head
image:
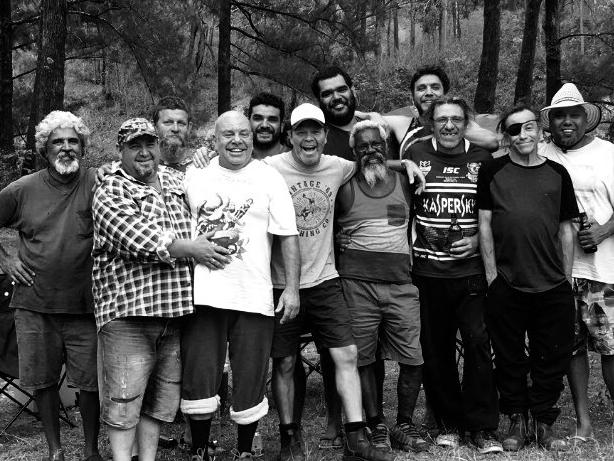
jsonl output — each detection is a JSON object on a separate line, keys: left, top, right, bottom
{"left": 478, "top": 106, "right": 578, "bottom": 451}
{"left": 402, "top": 96, "right": 501, "bottom": 453}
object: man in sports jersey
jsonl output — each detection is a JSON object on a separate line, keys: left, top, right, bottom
{"left": 538, "top": 84, "right": 614, "bottom": 443}
{"left": 403, "top": 96, "right": 501, "bottom": 453}
{"left": 478, "top": 106, "right": 577, "bottom": 451}
{"left": 335, "top": 120, "right": 426, "bottom": 454}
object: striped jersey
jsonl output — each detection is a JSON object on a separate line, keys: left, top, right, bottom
{"left": 404, "top": 138, "right": 490, "bottom": 278}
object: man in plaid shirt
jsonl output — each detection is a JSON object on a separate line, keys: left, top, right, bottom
{"left": 93, "top": 118, "right": 215, "bottom": 461}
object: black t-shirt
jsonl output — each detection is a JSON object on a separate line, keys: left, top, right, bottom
{"left": 404, "top": 139, "right": 490, "bottom": 278}
{"left": 477, "top": 155, "right": 579, "bottom": 292}
{"left": 324, "top": 121, "right": 400, "bottom": 161}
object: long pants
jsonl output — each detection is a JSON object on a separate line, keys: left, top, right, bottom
{"left": 485, "top": 277, "right": 574, "bottom": 425}
{"left": 414, "top": 274, "right": 499, "bottom": 432}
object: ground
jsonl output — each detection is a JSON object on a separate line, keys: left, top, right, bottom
{"left": 1, "top": 235, "right": 614, "bottom": 461}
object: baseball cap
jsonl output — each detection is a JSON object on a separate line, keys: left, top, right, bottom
{"left": 290, "top": 103, "right": 325, "bottom": 127}
{"left": 117, "top": 118, "right": 158, "bottom": 146}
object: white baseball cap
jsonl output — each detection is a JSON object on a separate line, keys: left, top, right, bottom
{"left": 290, "top": 103, "right": 325, "bottom": 127}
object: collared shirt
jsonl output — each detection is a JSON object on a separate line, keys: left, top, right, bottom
{"left": 92, "top": 164, "right": 193, "bottom": 330}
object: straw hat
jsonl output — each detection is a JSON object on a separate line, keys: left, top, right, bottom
{"left": 540, "top": 83, "right": 601, "bottom": 132}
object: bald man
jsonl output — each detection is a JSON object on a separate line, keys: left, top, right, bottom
{"left": 180, "top": 111, "right": 300, "bottom": 460}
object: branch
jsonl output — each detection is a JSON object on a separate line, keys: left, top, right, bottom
{"left": 12, "top": 40, "right": 36, "bottom": 51}
{"left": 558, "top": 32, "right": 614, "bottom": 46}
{"left": 12, "top": 54, "right": 104, "bottom": 80}
{"left": 10, "top": 15, "right": 39, "bottom": 27}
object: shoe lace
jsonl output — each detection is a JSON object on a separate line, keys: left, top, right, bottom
{"left": 371, "top": 425, "right": 390, "bottom": 446}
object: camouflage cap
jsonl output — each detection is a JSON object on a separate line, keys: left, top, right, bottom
{"left": 117, "top": 118, "right": 158, "bottom": 146}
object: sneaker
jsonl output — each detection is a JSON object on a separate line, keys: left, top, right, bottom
{"left": 344, "top": 427, "right": 395, "bottom": 461}
{"left": 471, "top": 430, "right": 503, "bottom": 454}
{"left": 390, "top": 422, "right": 429, "bottom": 452}
{"left": 435, "top": 430, "right": 460, "bottom": 448}
{"left": 535, "top": 421, "right": 568, "bottom": 451}
{"left": 278, "top": 428, "right": 306, "bottom": 461}
{"left": 370, "top": 423, "right": 392, "bottom": 452}
{"left": 502, "top": 413, "right": 528, "bottom": 451}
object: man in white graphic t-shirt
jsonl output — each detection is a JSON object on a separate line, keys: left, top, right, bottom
{"left": 539, "top": 83, "right": 614, "bottom": 443}
{"left": 180, "top": 111, "right": 300, "bottom": 461}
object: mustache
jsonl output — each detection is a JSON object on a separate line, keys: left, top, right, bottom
{"left": 256, "top": 126, "right": 275, "bottom": 134}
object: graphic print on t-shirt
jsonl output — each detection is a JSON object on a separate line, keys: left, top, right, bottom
{"left": 288, "top": 180, "right": 333, "bottom": 237}
{"left": 195, "top": 193, "right": 252, "bottom": 258}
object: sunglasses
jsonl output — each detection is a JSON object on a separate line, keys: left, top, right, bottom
{"left": 506, "top": 120, "right": 538, "bottom": 136}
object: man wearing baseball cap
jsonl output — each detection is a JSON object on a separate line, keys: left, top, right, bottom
{"left": 265, "top": 103, "right": 414, "bottom": 461}
{"left": 92, "top": 118, "right": 215, "bottom": 461}
{"left": 539, "top": 83, "right": 614, "bottom": 443}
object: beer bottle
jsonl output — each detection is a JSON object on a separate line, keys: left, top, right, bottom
{"left": 445, "top": 213, "right": 464, "bottom": 253}
{"left": 578, "top": 212, "right": 598, "bottom": 254}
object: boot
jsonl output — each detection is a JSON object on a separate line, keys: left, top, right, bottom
{"left": 502, "top": 413, "right": 528, "bottom": 451}
{"left": 535, "top": 421, "right": 568, "bottom": 451}
{"left": 343, "top": 427, "right": 395, "bottom": 461}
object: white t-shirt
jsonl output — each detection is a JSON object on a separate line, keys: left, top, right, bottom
{"left": 184, "top": 158, "right": 298, "bottom": 315}
{"left": 265, "top": 152, "right": 356, "bottom": 289}
{"left": 540, "top": 137, "right": 614, "bottom": 283}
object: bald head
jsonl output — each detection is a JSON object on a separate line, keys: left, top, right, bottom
{"left": 214, "top": 110, "right": 254, "bottom": 170}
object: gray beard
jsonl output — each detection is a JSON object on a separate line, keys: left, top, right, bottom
{"left": 53, "top": 157, "right": 79, "bottom": 175}
{"left": 160, "top": 142, "right": 185, "bottom": 164}
{"left": 362, "top": 163, "right": 388, "bottom": 188}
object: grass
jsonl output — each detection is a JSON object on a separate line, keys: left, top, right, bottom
{"left": 2, "top": 347, "right": 614, "bottom": 461}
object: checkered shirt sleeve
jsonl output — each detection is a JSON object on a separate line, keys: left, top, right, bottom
{"left": 92, "top": 167, "right": 193, "bottom": 329}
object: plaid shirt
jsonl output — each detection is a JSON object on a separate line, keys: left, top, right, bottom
{"left": 92, "top": 165, "right": 193, "bottom": 329}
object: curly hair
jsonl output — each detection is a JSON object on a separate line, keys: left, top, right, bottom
{"left": 34, "top": 111, "right": 91, "bottom": 157}
{"left": 349, "top": 120, "right": 388, "bottom": 149}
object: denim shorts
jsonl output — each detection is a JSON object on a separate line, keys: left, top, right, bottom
{"left": 14, "top": 309, "right": 98, "bottom": 391}
{"left": 98, "top": 317, "right": 182, "bottom": 429}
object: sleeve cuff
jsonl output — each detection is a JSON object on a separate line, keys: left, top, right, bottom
{"left": 156, "top": 231, "right": 176, "bottom": 265}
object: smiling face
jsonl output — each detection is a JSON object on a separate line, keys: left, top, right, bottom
{"left": 354, "top": 128, "right": 388, "bottom": 188}
{"left": 432, "top": 103, "right": 467, "bottom": 149}
{"left": 215, "top": 111, "right": 253, "bottom": 170}
{"left": 249, "top": 104, "right": 282, "bottom": 149}
{"left": 120, "top": 135, "right": 160, "bottom": 182}
{"left": 155, "top": 108, "right": 191, "bottom": 163}
{"left": 549, "top": 106, "right": 588, "bottom": 149}
{"left": 45, "top": 127, "right": 82, "bottom": 175}
{"left": 290, "top": 120, "right": 328, "bottom": 167}
{"left": 413, "top": 74, "right": 445, "bottom": 115}
{"left": 504, "top": 109, "right": 540, "bottom": 157}
{"left": 316, "top": 74, "right": 357, "bottom": 126}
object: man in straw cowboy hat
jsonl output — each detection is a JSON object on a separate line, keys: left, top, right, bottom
{"left": 539, "top": 83, "right": 614, "bottom": 444}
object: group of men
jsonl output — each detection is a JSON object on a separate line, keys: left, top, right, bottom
{"left": 0, "top": 62, "right": 612, "bottom": 461}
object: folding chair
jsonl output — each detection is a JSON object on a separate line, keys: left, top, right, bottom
{"left": 0, "top": 274, "right": 75, "bottom": 434}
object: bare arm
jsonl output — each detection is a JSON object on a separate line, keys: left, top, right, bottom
{"left": 478, "top": 210, "right": 497, "bottom": 285}
{"left": 387, "top": 159, "right": 425, "bottom": 194}
{"left": 465, "top": 120, "right": 500, "bottom": 151}
{"left": 0, "top": 241, "right": 35, "bottom": 286}
{"left": 559, "top": 219, "right": 574, "bottom": 284}
{"left": 275, "top": 235, "right": 300, "bottom": 324}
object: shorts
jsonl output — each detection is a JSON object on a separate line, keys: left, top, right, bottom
{"left": 181, "top": 306, "right": 273, "bottom": 423}
{"left": 342, "top": 278, "right": 423, "bottom": 367}
{"left": 573, "top": 278, "right": 614, "bottom": 356}
{"left": 98, "top": 317, "right": 182, "bottom": 429}
{"left": 13, "top": 309, "right": 98, "bottom": 392}
{"left": 271, "top": 278, "right": 355, "bottom": 358}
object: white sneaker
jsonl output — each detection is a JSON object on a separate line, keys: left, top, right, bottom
{"left": 435, "top": 431, "right": 460, "bottom": 448}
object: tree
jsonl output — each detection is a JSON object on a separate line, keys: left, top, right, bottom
{"left": 513, "top": 0, "right": 543, "bottom": 105}
{"left": 0, "top": 0, "right": 13, "bottom": 155}
{"left": 25, "top": 0, "right": 68, "bottom": 151}
{"left": 544, "top": 0, "right": 561, "bottom": 102}
{"left": 217, "top": 0, "right": 231, "bottom": 114}
{"left": 474, "top": 0, "right": 501, "bottom": 113}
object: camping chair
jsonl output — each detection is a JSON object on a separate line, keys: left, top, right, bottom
{"left": 0, "top": 274, "right": 75, "bottom": 434}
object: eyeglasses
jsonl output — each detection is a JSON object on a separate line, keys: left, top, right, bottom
{"left": 506, "top": 120, "right": 539, "bottom": 136}
{"left": 433, "top": 116, "right": 466, "bottom": 126}
{"left": 355, "top": 141, "right": 385, "bottom": 154}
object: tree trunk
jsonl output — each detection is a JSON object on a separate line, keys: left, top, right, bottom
{"left": 439, "top": 0, "right": 448, "bottom": 51}
{"left": 372, "top": 0, "right": 382, "bottom": 57}
{"left": 386, "top": 9, "right": 391, "bottom": 57}
{"left": 393, "top": 1, "right": 399, "bottom": 52}
{"left": 217, "top": 0, "right": 231, "bottom": 114}
{"left": 25, "top": 0, "right": 68, "bottom": 152}
{"left": 513, "top": 0, "right": 543, "bottom": 105}
{"left": 359, "top": 1, "right": 367, "bottom": 56}
{"left": 544, "top": 0, "right": 561, "bottom": 103}
{"left": 0, "top": 0, "right": 13, "bottom": 155}
{"left": 474, "top": 0, "right": 501, "bottom": 113}
{"left": 410, "top": 4, "right": 416, "bottom": 48}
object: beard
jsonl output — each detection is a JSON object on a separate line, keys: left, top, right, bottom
{"left": 253, "top": 127, "right": 282, "bottom": 150}
{"left": 53, "top": 153, "right": 79, "bottom": 175}
{"left": 160, "top": 135, "right": 186, "bottom": 164}
{"left": 321, "top": 92, "right": 357, "bottom": 126}
{"left": 360, "top": 154, "right": 388, "bottom": 188}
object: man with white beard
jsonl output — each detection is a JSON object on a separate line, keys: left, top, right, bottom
{"left": 335, "top": 120, "right": 427, "bottom": 454}
{"left": 0, "top": 111, "right": 102, "bottom": 461}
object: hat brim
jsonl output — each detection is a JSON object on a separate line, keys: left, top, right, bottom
{"left": 121, "top": 131, "right": 158, "bottom": 144}
{"left": 540, "top": 102, "right": 602, "bottom": 133}
{"left": 291, "top": 118, "right": 325, "bottom": 128}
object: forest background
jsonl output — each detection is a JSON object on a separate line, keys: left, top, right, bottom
{"left": 0, "top": 0, "right": 613, "bottom": 189}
